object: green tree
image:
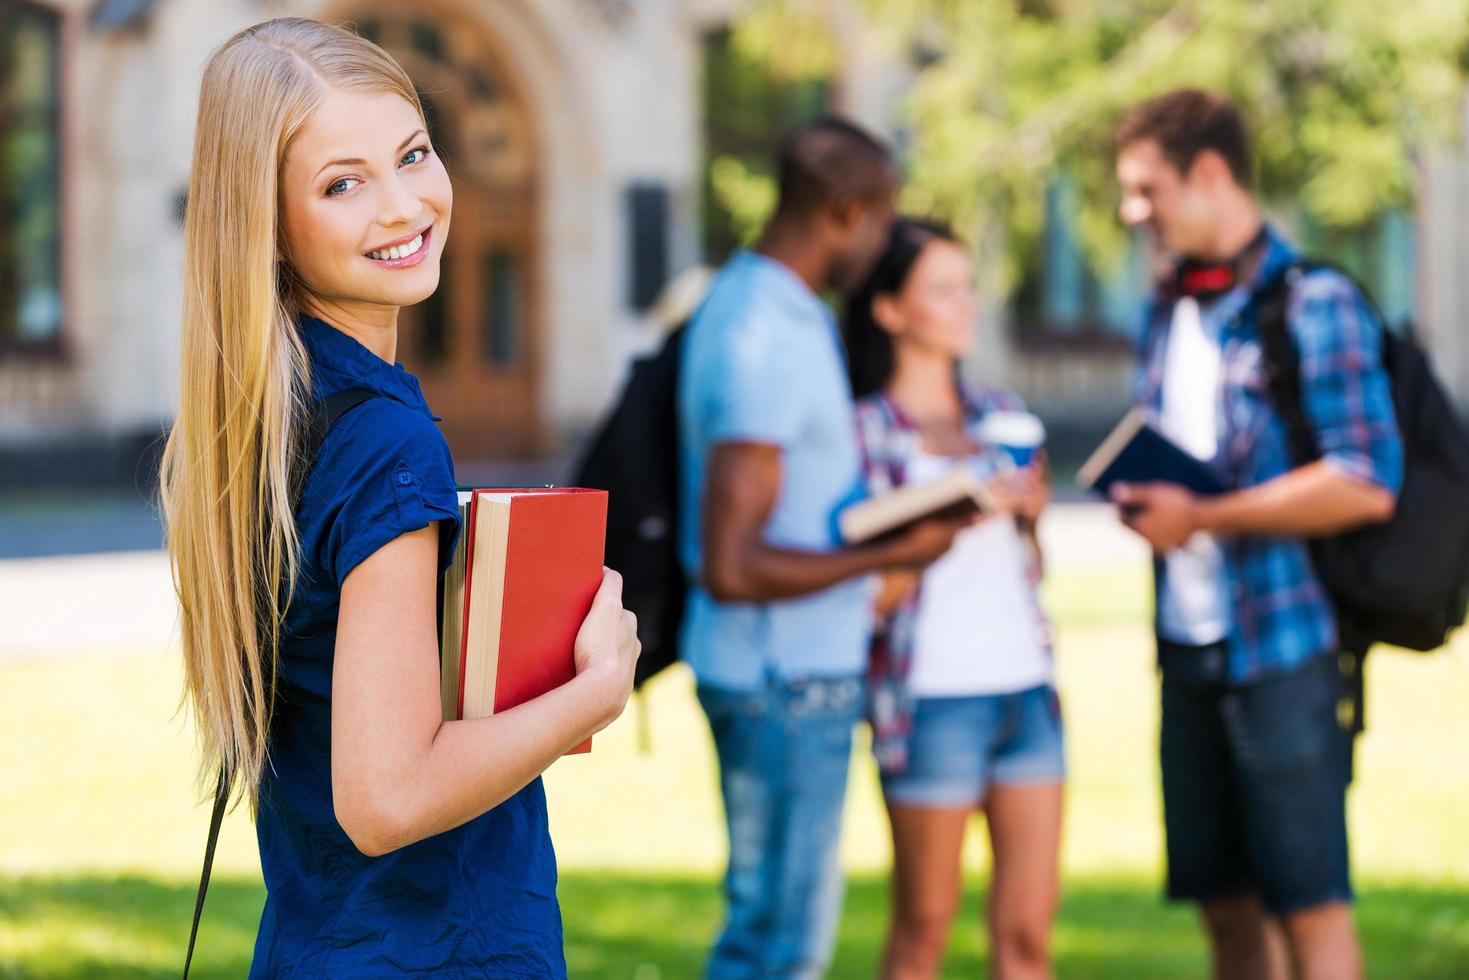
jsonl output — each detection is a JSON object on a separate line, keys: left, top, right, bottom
{"left": 731, "top": 0, "right": 1469, "bottom": 288}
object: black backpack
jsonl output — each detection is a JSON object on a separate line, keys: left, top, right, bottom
{"left": 1257, "top": 262, "right": 1469, "bottom": 652}
{"left": 572, "top": 326, "right": 688, "bottom": 688}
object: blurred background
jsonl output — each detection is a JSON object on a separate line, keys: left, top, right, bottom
{"left": 2, "top": 1, "right": 1468, "bottom": 977}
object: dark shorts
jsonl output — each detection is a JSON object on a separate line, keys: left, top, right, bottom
{"left": 1158, "top": 641, "right": 1355, "bottom": 917}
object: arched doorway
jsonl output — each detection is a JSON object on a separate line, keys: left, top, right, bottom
{"left": 346, "top": 8, "right": 541, "bottom": 460}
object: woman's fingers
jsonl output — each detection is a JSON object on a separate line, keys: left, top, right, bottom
{"left": 595, "top": 567, "right": 625, "bottom": 609}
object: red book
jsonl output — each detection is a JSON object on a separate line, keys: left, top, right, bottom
{"left": 438, "top": 488, "right": 607, "bottom": 754}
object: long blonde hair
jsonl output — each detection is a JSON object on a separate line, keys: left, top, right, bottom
{"left": 160, "top": 18, "right": 425, "bottom": 810}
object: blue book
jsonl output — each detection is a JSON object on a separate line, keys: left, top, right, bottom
{"left": 1076, "top": 409, "right": 1229, "bottom": 497}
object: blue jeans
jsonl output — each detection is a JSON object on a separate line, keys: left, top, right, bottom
{"left": 697, "top": 675, "right": 864, "bottom": 980}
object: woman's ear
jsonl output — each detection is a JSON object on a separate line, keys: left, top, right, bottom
{"left": 871, "top": 293, "right": 904, "bottom": 336}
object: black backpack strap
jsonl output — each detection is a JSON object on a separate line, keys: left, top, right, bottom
{"left": 183, "top": 386, "right": 376, "bottom": 978}
{"left": 182, "top": 771, "right": 229, "bottom": 979}
{"left": 1256, "top": 263, "right": 1319, "bottom": 467}
{"left": 287, "top": 388, "right": 378, "bottom": 506}
{"left": 1255, "top": 263, "right": 1380, "bottom": 715}
{"left": 1255, "top": 259, "right": 1391, "bottom": 465}
{"left": 302, "top": 388, "right": 378, "bottom": 481}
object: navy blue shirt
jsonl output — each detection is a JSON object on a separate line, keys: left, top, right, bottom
{"left": 251, "top": 316, "right": 565, "bottom": 978}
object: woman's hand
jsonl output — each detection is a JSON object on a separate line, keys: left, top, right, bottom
{"left": 990, "top": 454, "right": 1050, "bottom": 523}
{"left": 333, "top": 536, "right": 644, "bottom": 857}
{"left": 1009, "top": 457, "right": 1051, "bottom": 523}
{"left": 875, "top": 568, "right": 921, "bottom": 618}
{"left": 572, "top": 568, "right": 642, "bottom": 730}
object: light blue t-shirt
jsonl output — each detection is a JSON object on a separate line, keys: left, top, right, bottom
{"left": 677, "top": 249, "right": 875, "bottom": 692}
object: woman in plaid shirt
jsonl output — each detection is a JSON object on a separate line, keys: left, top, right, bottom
{"left": 846, "top": 218, "right": 1063, "bottom": 980}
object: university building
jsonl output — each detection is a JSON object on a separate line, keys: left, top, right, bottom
{"left": 3, "top": 0, "right": 1465, "bottom": 485}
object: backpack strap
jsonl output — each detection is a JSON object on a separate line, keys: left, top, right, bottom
{"left": 182, "top": 386, "right": 376, "bottom": 979}
{"left": 181, "top": 771, "right": 229, "bottom": 979}
{"left": 1254, "top": 263, "right": 1318, "bottom": 468}
{"left": 1255, "top": 264, "right": 1379, "bottom": 713}
{"left": 1255, "top": 259, "right": 1388, "bottom": 467}
{"left": 291, "top": 387, "right": 380, "bottom": 500}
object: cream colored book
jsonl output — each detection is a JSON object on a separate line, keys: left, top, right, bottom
{"left": 438, "top": 491, "right": 472, "bottom": 722}
{"left": 838, "top": 466, "right": 996, "bottom": 544}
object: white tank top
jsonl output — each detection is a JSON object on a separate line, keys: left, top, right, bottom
{"left": 904, "top": 450, "right": 1052, "bottom": 698}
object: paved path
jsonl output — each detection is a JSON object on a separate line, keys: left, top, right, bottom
{"left": 0, "top": 502, "right": 1146, "bottom": 662}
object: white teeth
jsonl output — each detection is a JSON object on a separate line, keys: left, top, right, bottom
{"left": 368, "top": 233, "right": 425, "bottom": 262}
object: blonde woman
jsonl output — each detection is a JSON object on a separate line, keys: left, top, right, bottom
{"left": 160, "top": 19, "right": 639, "bottom": 976}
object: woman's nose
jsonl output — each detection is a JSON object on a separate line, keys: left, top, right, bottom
{"left": 376, "top": 174, "right": 420, "bottom": 226}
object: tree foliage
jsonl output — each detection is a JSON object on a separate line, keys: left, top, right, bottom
{"left": 730, "top": 0, "right": 1469, "bottom": 286}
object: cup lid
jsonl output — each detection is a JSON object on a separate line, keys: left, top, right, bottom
{"left": 978, "top": 410, "right": 1046, "bottom": 447}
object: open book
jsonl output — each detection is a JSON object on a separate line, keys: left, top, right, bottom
{"left": 439, "top": 487, "right": 608, "bottom": 754}
{"left": 1076, "top": 409, "right": 1229, "bottom": 497}
{"left": 838, "top": 465, "right": 997, "bottom": 545}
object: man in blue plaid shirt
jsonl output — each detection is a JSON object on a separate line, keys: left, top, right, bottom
{"left": 1110, "top": 90, "right": 1402, "bottom": 980}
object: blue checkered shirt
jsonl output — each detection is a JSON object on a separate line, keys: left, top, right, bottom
{"left": 1135, "top": 225, "right": 1403, "bottom": 682}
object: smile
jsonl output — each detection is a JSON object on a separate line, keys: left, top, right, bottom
{"left": 364, "top": 227, "right": 432, "bottom": 267}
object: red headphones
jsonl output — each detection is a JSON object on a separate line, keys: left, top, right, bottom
{"left": 1169, "top": 225, "right": 1268, "bottom": 301}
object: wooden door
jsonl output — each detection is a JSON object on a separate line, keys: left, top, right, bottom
{"left": 351, "top": 10, "right": 540, "bottom": 461}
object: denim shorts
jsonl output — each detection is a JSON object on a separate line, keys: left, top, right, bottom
{"left": 879, "top": 685, "right": 1066, "bottom": 807}
{"left": 1159, "top": 642, "right": 1354, "bottom": 916}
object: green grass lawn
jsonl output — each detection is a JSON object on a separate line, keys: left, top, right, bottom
{"left": 3, "top": 565, "right": 1468, "bottom": 977}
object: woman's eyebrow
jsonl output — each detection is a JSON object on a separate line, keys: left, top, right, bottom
{"left": 313, "top": 130, "right": 428, "bottom": 181}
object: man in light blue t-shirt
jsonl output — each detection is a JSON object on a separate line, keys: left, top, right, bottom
{"left": 679, "top": 117, "right": 964, "bottom": 979}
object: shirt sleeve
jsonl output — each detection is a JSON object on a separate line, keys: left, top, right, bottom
{"left": 700, "top": 312, "right": 805, "bottom": 448}
{"left": 1289, "top": 270, "right": 1404, "bottom": 494}
{"left": 314, "top": 400, "right": 463, "bottom": 589}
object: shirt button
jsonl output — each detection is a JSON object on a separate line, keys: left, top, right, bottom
{"left": 397, "top": 472, "right": 413, "bottom": 486}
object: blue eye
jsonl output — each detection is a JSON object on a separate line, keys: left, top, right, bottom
{"left": 401, "top": 146, "right": 430, "bottom": 167}
{"left": 326, "top": 176, "right": 360, "bottom": 197}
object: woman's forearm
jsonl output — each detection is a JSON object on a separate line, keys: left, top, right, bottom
{"left": 338, "top": 666, "right": 621, "bottom": 856}
{"left": 331, "top": 528, "right": 639, "bottom": 857}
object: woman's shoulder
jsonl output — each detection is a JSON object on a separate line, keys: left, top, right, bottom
{"left": 307, "top": 395, "right": 456, "bottom": 493}
{"left": 298, "top": 395, "right": 461, "bottom": 587}
{"left": 327, "top": 396, "right": 446, "bottom": 455}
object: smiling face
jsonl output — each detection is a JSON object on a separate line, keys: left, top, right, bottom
{"left": 1115, "top": 137, "right": 1222, "bottom": 259}
{"left": 873, "top": 238, "right": 978, "bottom": 360}
{"left": 279, "top": 87, "right": 452, "bottom": 320}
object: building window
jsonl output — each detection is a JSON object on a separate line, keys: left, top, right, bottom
{"left": 0, "top": 1, "right": 64, "bottom": 355}
{"left": 1012, "top": 174, "right": 1147, "bottom": 344}
{"left": 481, "top": 251, "right": 520, "bottom": 367}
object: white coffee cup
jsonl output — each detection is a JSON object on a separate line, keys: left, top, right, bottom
{"left": 978, "top": 410, "right": 1046, "bottom": 468}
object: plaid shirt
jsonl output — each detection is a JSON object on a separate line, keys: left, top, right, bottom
{"left": 855, "top": 386, "right": 1053, "bottom": 773}
{"left": 1136, "top": 224, "right": 1403, "bottom": 682}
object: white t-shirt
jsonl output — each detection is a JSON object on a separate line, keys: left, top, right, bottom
{"left": 905, "top": 450, "right": 1052, "bottom": 698}
{"left": 1156, "top": 296, "right": 1232, "bottom": 645}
